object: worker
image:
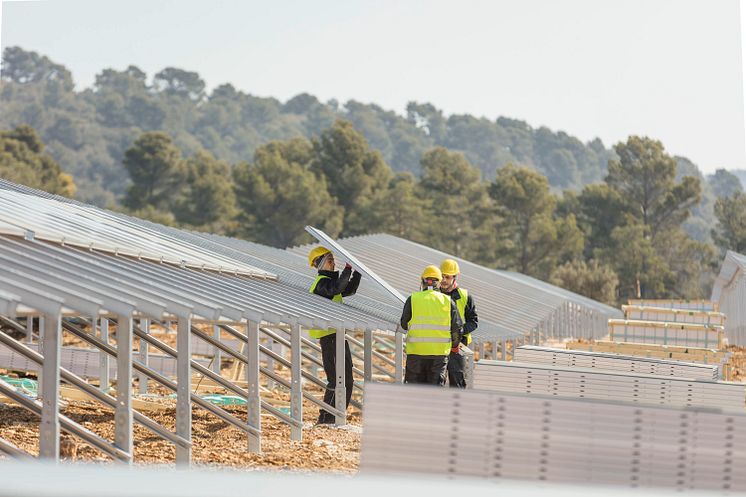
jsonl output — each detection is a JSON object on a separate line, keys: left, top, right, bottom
{"left": 439, "top": 259, "right": 478, "bottom": 388}
{"left": 307, "top": 246, "right": 361, "bottom": 424}
{"left": 399, "top": 265, "right": 462, "bottom": 385}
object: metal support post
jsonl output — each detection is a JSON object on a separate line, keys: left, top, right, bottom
{"left": 175, "top": 316, "right": 192, "bottom": 466}
{"left": 246, "top": 321, "right": 261, "bottom": 453}
{"left": 25, "top": 316, "right": 33, "bottom": 342}
{"left": 115, "top": 315, "right": 133, "bottom": 460}
{"left": 265, "top": 336, "right": 275, "bottom": 390}
{"left": 138, "top": 318, "right": 149, "bottom": 394}
{"left": 334, "top": 326, "right": 346, "bottom": 426}
{"left": 395, "top": 331, "right": 404, "bottom": 383}
{"left": 212, "top": 324, "right": 222, "bottom": 375}
{"left": 501, "top": 339, "right": 507, "bottom": 361}
{"left": 290, "top": 324, "right": 303, "bottom": 439}
{"left": 477, "top": 341, "right": 485, "bottom": 360}
{"left": 99, "top": 317, "right": 110, "bottom": 392}
{"left": 39, "top": 313, "right": 61, "bottom": 461}
{"left": 363, "top": 329, "right": 373, "bottom": 382}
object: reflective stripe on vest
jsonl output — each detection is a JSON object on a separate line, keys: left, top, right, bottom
{"left": 456, "top": 287, "right": 472, "bottom": 346}
{"left": 308, "top": 275, "right": 342, "bottom": 339}
{"left": 406, "top": 290, "right": 452, "bottom": 356}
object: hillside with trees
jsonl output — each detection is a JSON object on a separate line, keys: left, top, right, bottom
{"left": 3, "top": 46, "right": 746, "bottom": 305}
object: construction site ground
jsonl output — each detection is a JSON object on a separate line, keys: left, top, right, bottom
{"left": 2, "top": 324, "right": 746, "bottom": 473}
{"left": 0, "top": 389, "right": 362, "bottom": 472}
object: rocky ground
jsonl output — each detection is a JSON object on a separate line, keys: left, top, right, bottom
{"left": 0, "top": 392, "right": 362, "bottom": 472}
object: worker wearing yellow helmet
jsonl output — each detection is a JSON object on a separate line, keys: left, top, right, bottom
{"left": 399, "top": 265, "right": 463, "bottom": 385}
{"left": 439, "top": 258, "right": 478, "bottom": 388}
{"left": 307, "top": 246, "right": 361, "bottom": 424}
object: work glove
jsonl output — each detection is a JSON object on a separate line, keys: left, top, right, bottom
{"left": 451, "top": 346, "right": 460, "bottom": 354}
{"left": 344, "top": 262, "right": 353, "bottom": 271}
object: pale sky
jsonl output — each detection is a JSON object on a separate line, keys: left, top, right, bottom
{"left": 1, "top": 0, "right": 744, "bottom": 173}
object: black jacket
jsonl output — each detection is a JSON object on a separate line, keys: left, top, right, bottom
{"left": 399, "top": 291, "right": 463, "bottom": 348}
{"left": 311, "top": 268, "right": 361, "bottom": 300}
{"left": 441, "top": 286, "right": 478, "bottom": 344}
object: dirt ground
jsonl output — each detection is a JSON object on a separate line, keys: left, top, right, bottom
{"left": 0, "top": 391, "right": 362, "bottom": 472}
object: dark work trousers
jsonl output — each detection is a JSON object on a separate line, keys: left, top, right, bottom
{"left": 318, "top": 334, "right": 354, "bottom": 424}
{"left": 404, "top": 355, "right": 448, "bottom": 386}
{"left": 447, "top": 350, "right": 467, "bottom": 388}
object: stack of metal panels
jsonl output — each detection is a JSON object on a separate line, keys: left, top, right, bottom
{"left": 361, "top": 383, "right": 746, "bottom": 491}
{"left": 608, "top": 319, "right": 724, "bottom": 348}
{"left": 473, "top": 360, "right": 745, "bottom": 410}
{"left": 514, "top": 345, "right": 720, "bottom": 379}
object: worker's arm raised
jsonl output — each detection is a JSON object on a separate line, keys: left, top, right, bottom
{"left": 314, "top": 266, "right": 353, "bottom": 297}
{"left": 342, "top": 270, "right": 361, "bottom": 297}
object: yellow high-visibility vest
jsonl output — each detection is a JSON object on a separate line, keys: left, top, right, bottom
{"left": 455, "top": 288, "right": 472, "bottom": 346}
{"left": 406, "top": 290, "right": 453, "bottom": 356}
{"left": 308, "top": 275, "right": 342, "bottom": 339}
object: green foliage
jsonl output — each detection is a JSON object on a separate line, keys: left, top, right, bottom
{"left": 488, "top": 164, "right": 584, "bottom": 278}
{"left": 708, "top": 169, "right": 743, "bottom": 198}
{"left": 122, "top": 131, "right": 186, "bottom": 210}
{"left": 173, "top": 150, "right": 237, "bottom": 231}
{"left": 712, "top": 192, "right": 746, "bottom": 254}
{"left": 310, "top": 120, "right": 393, "bottom": 234}
{"left": 0, "top": 125, "right": 76, "bottom": 196}
{"left": 549, "top": 259, "right": 618, "bottom": 306}
{"left": 233, "top": 138, "right": 343, "bottom": 247}
{"left": 572, "top": 183, "right": 631, "bottom": 256}
{"left": 606, "top": 136, "right": 701, "bottom": 239}
{"left": 596, "top": 223, "right": 670, "bottom": 300}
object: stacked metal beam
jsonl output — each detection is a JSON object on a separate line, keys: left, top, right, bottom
{"left": 628, "top": 299, "right": 719, "bottom": 311}
{"left": 361, "top": 383, "right": 746, "bottom": 491}
{"left": 623, "top": 305, "right": 726, "bottom": 326}
{"left": 514, "top": 345, "right": 720, "bottom": 380}
{"left": 608, "top": 318, "right": 724, "bottom": 349}
{"left": 473, "top": 360, "right": 745, "bottom": 410}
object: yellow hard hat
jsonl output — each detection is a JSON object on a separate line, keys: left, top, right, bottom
{"left": 440, "top": 259, "right": 460, "bottom": 276}
{"left": 421, "top": 265, "right": 442, "bottom": 281}
{"left": 308, "top": 246, "right": 331, "bottom": 268}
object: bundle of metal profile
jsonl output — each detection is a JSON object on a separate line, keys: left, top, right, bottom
{"left": 608, "top": 319, "right": 724, "bottom": 349}
{"left": 627, "top": 299, "right": 719, "bottom": 312}
{"left": 566, "top": 340, "right": 728, "bottom": 364}
{"left": 473, "top": 360, "right": 745, "bottom": 410}
{"left": 0, "top": 343, "right": 210, "bottom": 379}
{"left": 513, "top": 345, "right": 720, "bottom": 380}
{"left": 361, "top": 382, "right": 746, "bottom": 491}
{"left": 622, "top": 305, "right": 726, "bottom": 326}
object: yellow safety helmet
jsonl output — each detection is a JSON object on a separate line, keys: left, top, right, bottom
{"left": 440, "top": 259, "right": 460, "bottom": 276}
{"left": 308, "top": 246, "right": 331, "bottom": 268}
{"left": 421, "top": 265, "right": 442, "bottom": 281}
